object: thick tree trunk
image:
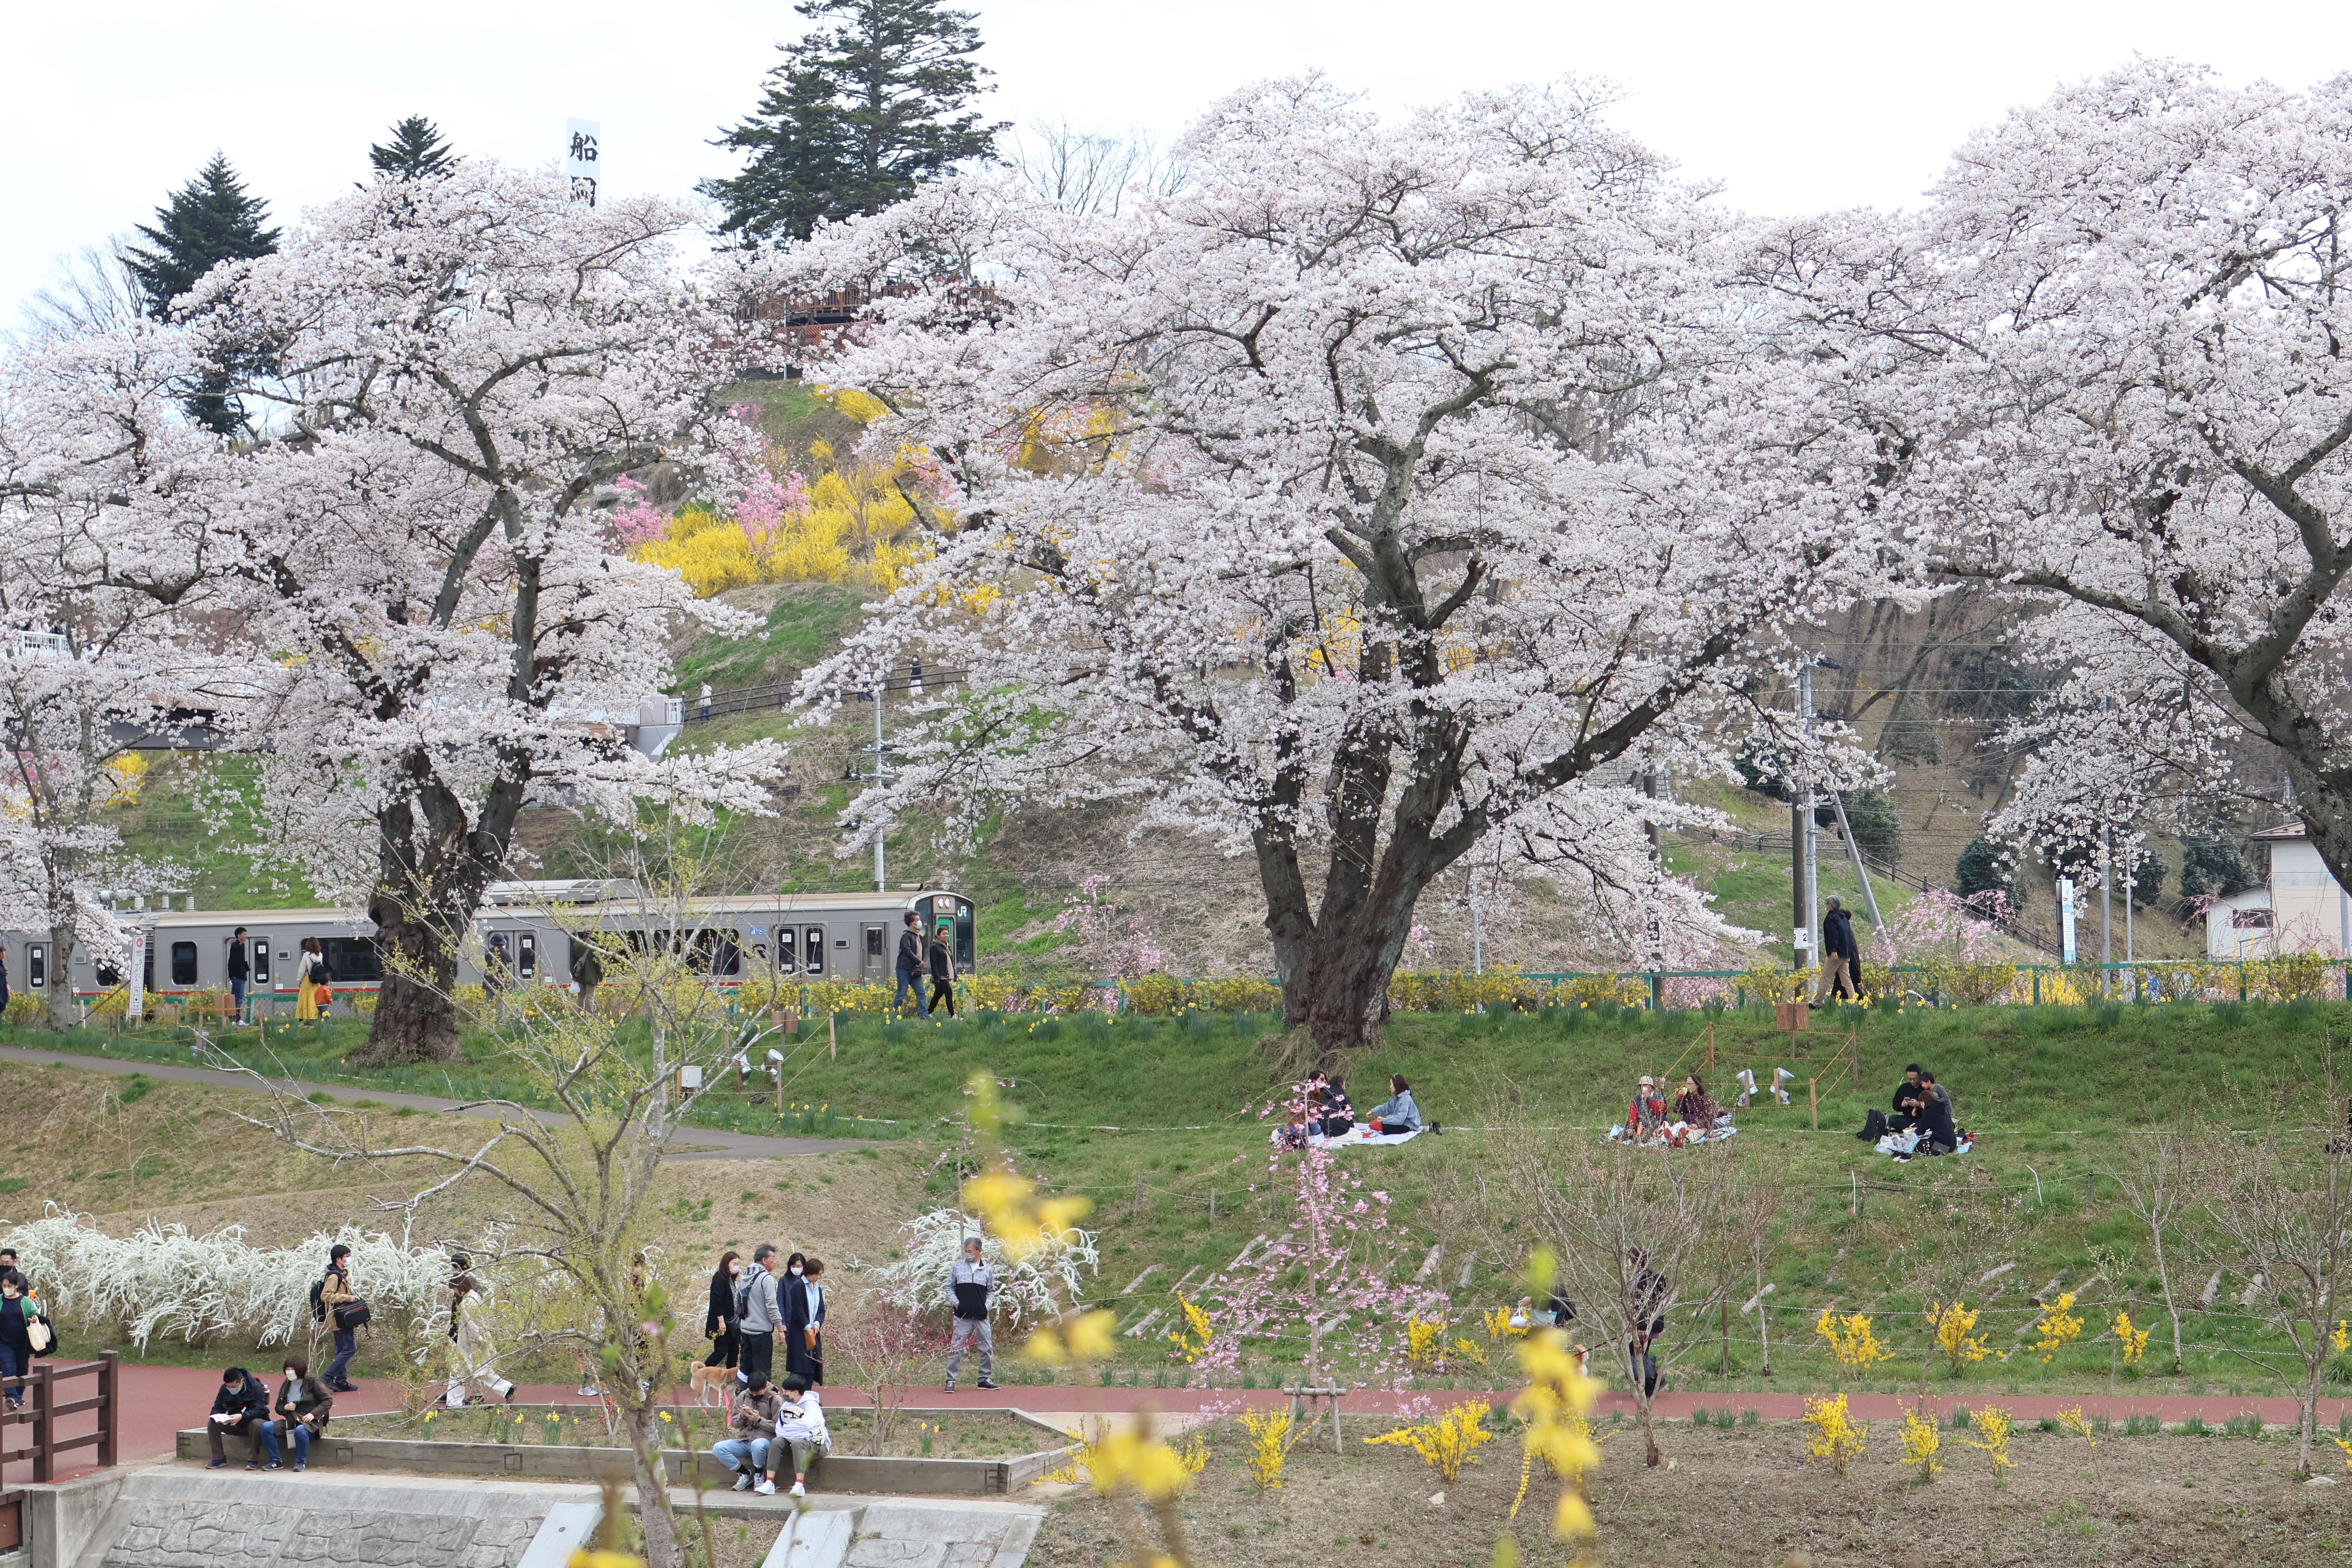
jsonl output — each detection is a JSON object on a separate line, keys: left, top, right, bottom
{"left": 351, "top": 757, "right": 528, "bottom": 1065}
{"left": 44, "top": 919, "right": 76, "bottom": 1031}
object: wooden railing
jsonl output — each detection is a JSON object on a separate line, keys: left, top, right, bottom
{"left": 0, "top": 1353, "right": 119, "bottom": 1544}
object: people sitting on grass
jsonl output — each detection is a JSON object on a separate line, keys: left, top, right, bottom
{"left": 272, "top": 1355, "right": 334, "bottom": 1472}
{"left": 1365, "top": 1074, "right": 1423, "bottom": 1134}
{"left": 1621, "top": 1076, "right": 1668, "bottom": 1143}
{"left": 207, "top": 1365, "right": 280, "bottom": 1470}
{"left": 1315, "top": 1077, "right": 1355, "bottom": 1139}
{"left": 1675, "top": 1074, "right": 1722, "bottom": 1133}
{"left": 1272, "top": 1109, "right": 1310, "bottom": 1149}
{"left": 1888, "top": 1064, "right": 1927, "bottom": 1134}
{"left": 714, "top": 1371, "right": 783, "bottom": 1492}
{"left": 1916, "top": 1072, "right": 1959, "bottom": 1155}
{"left": 773, "top": 1371, "right": 829, "bottom": 1499}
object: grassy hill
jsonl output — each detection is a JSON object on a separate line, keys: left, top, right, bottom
{"left": 11, "top": 995, "right": 2346, "bottom": 1399}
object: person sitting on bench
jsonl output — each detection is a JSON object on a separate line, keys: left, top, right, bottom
{"left": 1365, "top": 1074, "right": 1422, "bottom": 1134}
{"left": 207, "top": 1365, "right": 280, "bottom": 1469}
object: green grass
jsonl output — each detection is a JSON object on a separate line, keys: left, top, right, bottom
{"left": 668, "top": 584, "right": 868, "bottom": 695}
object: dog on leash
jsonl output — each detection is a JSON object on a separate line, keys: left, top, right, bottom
{"left": 688, "top": 1363, "right": 737, "bottom": 1407}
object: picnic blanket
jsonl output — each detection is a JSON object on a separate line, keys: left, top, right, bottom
{"left": 1875, "top": 1128, "right": 1975, "bottom": 1159}
{"left": 1605, "top": 1115, "right": 1737, "bottom": 1147}
{"left": 1318, "top": 1126, "right": 1422, "bottom": 1149}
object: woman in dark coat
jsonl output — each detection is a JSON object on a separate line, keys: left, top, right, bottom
{"left": 784, "top": 1256, "right": 826, "bottom": 1385}
{"left": 705, "top": 1250, "right": 742, "bottom": 1369}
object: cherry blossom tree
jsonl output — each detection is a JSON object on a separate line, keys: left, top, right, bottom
{"left": 1772, "top": 63, "right": 2352, "bottom": 881}
{"left": 771, "top": 78, "right": 1884, "bottom": 1058}
{"left": 2, "top": 164, "right": 790, "bottom": 1061}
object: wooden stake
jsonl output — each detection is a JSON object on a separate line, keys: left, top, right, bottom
{"left": 1721, "top": 1302, "right": 1730, "bottom": 1376}
{"left": 1209, "top": 1187, "right": 1216, "bottom": 1223}
{"left": 828, "top": 1011, "right": 837, "bottom": 1061}
{"left": 1133, "top": 1171, "right": 1146, "bottom": 1223}
{"left": 1809, "top": 1076, "right": 1818, "bottom": 1132}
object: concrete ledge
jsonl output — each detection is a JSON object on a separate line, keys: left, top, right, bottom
{"left": 173, "top": 1429, "right": 1076, "bottom": 1496}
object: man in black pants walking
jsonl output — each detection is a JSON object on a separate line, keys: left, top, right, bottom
{"left": 892, "top": 913, "right": 928, "bottom": 1017}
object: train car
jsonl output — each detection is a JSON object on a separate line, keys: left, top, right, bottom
{"left": 3, "top": 884, "right": 976, "bottom": 1014}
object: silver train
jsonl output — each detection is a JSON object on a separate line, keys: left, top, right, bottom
{"left": 0, "top": 881, "right": 976, "bottom": 1010}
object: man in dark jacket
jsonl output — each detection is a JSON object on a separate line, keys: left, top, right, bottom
{"left": 227, "top": 927, "right": 250, "bottom": 1024}
{"left": 1814, "top": 897, "right": 1861, "bottom": 1004}
{"left": 207, "top": 1366, "right": 281, "bottom": 1468}
{"left": 891, "top": 912, "right": 928, "bottom": 1017}
{"left": 927, "top": 925, "right": 957, "bottom": 1019}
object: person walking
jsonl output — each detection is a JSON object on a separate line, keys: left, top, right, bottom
{"left": 444, "top": 1255, "right": 514, "bottom": 1406}
{"left": 1813, "top": 897, "right": 1861, "bottom": 1004}
{"left": 271, "top": 1354, "right": 334, "bottom": 1472}
{"left": 227, "top": 927, "right": 250, "bottom": 1024}
{"left": 737, "top": 1244, "right": 782, "bottom": 1390}
{"left": 320, "top": 1243, "right": 362, "bottom": 1390}
{"left": 2, "top": 944, "right": 15, "bottom": 1018}
{"left": 295, "top": 937, "right": 331, "bottom": 1024}
{"left": 206, "top": 1366, "right": 281, "bottom": 1469}
{"left": 942, "top": 1238, "right": 998, "bottom": 1393}
{"left": 705, "top": 1250, "right": 743, "bottom": 1373}
{"left": 699, "top": 682, "right": 713, "bottom": 722}
{"left": 785, "top": 1257, "right": 826, "bottom": 1385}
{"left": 892, "top": 912, "right": 929, "bottom": 1017}
{"left": 0, "top": 1271, "right": 33, "bottom": 1411}
{"left": 713, "top": 1371, "right": 783, "bottom": 1491}
{"left": 926, "top": 923, "right": 957, "bottom": 1020}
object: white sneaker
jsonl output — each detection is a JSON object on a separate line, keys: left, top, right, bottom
{"left": 754, "top": 1479, "right": 777, "bottom": 1496}
{"left": 789, "top": 1480, "right": 806, "bottom": 1498}
{"left": 578, "top": 1381, "right": 601, "bottom": 1397}
{"left": 732, "top": 1473, "right": 754, "bottom": 1492}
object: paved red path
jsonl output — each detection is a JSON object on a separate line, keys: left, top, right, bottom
{"left": 37, "top": 1364, "right": 2352, "bottom": 1484}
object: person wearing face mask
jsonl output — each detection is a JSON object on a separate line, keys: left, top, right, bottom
{"left": 705, "top": 1250, "right": 744, "bottom": 1372}
{"left": 272, "top": 1354, "right": 334, "bottom": 1472}
{"left": 785, "top": 1256, "right": 826, "bottom": 1385}
{"left": 206, "top": 1365, "right": 280, "bottom": 1469}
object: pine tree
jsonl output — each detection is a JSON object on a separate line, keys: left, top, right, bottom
{"left": 369, "top": 115, "right": 458, "bottom": 181}
{"left": 125, "top": 153, "right": 279, "bottom": 435}
{"left": 704, "top": 0, "right": 1005, "bottom": 241}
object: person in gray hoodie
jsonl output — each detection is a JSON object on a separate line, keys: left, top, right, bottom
{"left": 737, "top": 1243, "right": 782, "bottom": 1390}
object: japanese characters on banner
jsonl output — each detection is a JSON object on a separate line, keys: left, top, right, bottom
{"left": 565, "top": 119, "right": 601, "bottom": 208}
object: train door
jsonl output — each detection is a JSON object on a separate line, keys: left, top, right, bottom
{"left": 803, "top": 924, "right": 826, "bottom": 978}
{"left": 25, "top": 942, "right": 44, "bottom": 994}
{"left": 518, "top": 932, "right": 537, "bottom": 982}
{"left": 861, "top": 922, "right": 886, "bottom": 980}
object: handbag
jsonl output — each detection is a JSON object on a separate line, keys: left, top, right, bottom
{"left": 25, "top": 1314, "right": 54, "bottom": 1355}
{"left": 334, "top": 1299, "right": 372, "bottom": 1331}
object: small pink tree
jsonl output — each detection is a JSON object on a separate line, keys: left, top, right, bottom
{"left": 1053, "top": 875, "right": 1170, "bottom": 980}
{"left": 1190, "top": 1085, "right": 1441, "bottom": 1392}
{"left": 608, "top": 475, "right": 670, "bottom": 547}
{"left": 1868, "top": 887, "right": 2011, "bottom": 967}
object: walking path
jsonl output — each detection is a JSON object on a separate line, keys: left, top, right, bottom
{"left": 0, "top": 1043, "right": 871, "bottom": 1161}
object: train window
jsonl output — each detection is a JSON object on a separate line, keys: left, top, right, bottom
{"left": 776, "top": 928, "right": 797, "bottom": 974}
{"left": 27, "top": 943, "right": 44, "bottom": 989}
{"left": 519, "top": 933, "right": 536, "bottom": 979}
{"left": 752, "top": 942, "right": 768, "bottom": 966}
{"left": 690, "top": 929, "right": 743, "bottom": 977}
{"left": 96, "top": 958, "right": 121, "bottom": 987}
{"left": 865, "top": 926, "right": 884, "bottom": 960}
{"left": 321, "top": 938, "right": 383, "bottom": 984}
{"left": 171, "top": 941, "right": 198, "bottom": 986}
{"left": 804, "top": 925, "right": 825, "bottom": 976}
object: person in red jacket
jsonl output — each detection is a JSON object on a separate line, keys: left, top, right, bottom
{"left": 1624, "top": 1076, "right": 1668, "bottom": 1143}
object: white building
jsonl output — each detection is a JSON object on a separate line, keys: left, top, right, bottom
{"left": 2204, "top": 821, "right": 2352, "bottom": 958}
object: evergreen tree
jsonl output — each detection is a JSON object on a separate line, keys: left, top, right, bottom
{"left": 704, "top": 0, "right": 1005, "bottom": 241}
{"left": 369, "top": 115, "right": 458, "bottom": 181}
{"left": 1954, "top": 836, "right": 2020, "bottom": 910}
{"left": 2179, "top": 831, "right": 2262, "bottom": 901}
{"left": 125, "top": 153, "right": 279, "bottom": 435}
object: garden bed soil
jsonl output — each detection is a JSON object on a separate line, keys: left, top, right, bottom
{"left": 1025, "top": 1414, "right": 2352, "bottom": 1568}
{"left": 332, "top": 1403, "right": 1066, "bottom": 1459}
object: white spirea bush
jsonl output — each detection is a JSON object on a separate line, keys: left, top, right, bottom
{"left": 5, "top": 1207, "right": 454, "bottom": 1348}
{"left": 863, "top": 1207, "right": 1096, "bottom": 1329}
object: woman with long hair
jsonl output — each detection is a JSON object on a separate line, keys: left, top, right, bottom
{"left": 705, "top": 1250, "right": 743, "bottom": 1370}
{"left": 294, "top": 937, "right": 330, "bottom": 1023}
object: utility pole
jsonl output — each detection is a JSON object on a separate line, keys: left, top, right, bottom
{"left": 1792, "top": 663, "right": 1817, "bottom": 972}
{"left": 873, "top": 686, "right": 888, "bottom": 892}
{"left": 2100, "top": 822, "right": 2112, "bottom": 976}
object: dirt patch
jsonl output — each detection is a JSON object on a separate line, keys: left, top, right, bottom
{"left": 1025, "top": 1414, "right": 2352, "bottom": 1568}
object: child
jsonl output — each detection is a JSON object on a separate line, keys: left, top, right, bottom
{"left": 772, "top": 1371, "right": 829, "bottom": 1498}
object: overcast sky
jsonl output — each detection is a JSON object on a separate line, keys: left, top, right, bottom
{"left": 11, "top": 0, "right": 2352, "bottom": 323}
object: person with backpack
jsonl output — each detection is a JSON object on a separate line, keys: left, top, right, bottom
{"left": 271, "top": 1354, "right": 334, "bottom": 1472}
{"left": 942, "top": 1237, "right": 997, "bottom": 1393}
{"left": 295, "top": 937, "right": 331, "bottom": 1024}
{"left": 737, "top": 1244, "right": 781, "bottom": 1390}
{"left": 317, "top": 1243, "right": 363, "bottom": 1391}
